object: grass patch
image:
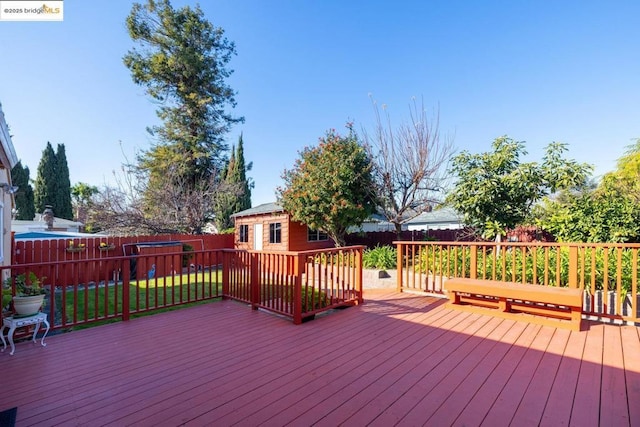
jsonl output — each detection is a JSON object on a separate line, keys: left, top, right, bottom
{"left": 58, "top": 273, "right": 223, "bottom": 330}
{"left": 133, "top": 271, "right": 221, "bottom": 288}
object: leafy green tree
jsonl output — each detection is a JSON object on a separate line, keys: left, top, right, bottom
{"left": 446, "top": 136, "right": 591, "bottom": 241}
{"left": 213, "top": 134, "right": 254, "bottom": 231}
{"left": 278, "top": 126, "right": 378, "bottom": 247}
{"left": 10, "top": 161, "right": 35, "bottom": 220}
{"left": 535, "top": 140, "right": 640, "bottom": 243}
{"left": 71, "top": 182, "right": 99, "bottom": 228}
{"left": 54, "top": 144, "right": 73, "bottom": 220}
{"left": 33, "top": 142, "right": 57, "bottom": 215}
{"left": 123, "top": 0, "right": 243, "bottom": 233}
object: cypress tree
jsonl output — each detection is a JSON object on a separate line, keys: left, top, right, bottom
{"left": 235, "top": 134, "right": 252, "bottom": 212}
{"left": 10, "top": 161, "right": 35, "bottom": 220}
{"left": 55, "top": 144, "right": 73, "bottom": 220}
{"left": 34, "top": 142, "right": 57, "bottom": 215}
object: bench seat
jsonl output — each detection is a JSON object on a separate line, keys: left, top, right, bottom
{"left": 444, "top": 278, "right": 584, "bottom": 331}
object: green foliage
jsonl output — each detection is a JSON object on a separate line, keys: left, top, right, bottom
{"left": 33, "top": 143, "right": 73, "bottom": 219}
{"left": 124, "top": 0, "right": 243, "bottom": 232}
{"left": 417, "top": 245, "right": 636, "bottom": 293}
{"left": 33, "top": 142, "right": 57, "bottom": 214}
{"left": 446, "top": 136, "right": 591, "bottom": 240}
{"left": 363, "top": 245, "right": 397, "bottom": 270}
{"left": 124, "top": 0, "right": 242, "bottom": 182}
{"left": 4, "top": 272, "right": 46, "bottom": 297}
{"left": 55, "top": 144, "right": 73, "bottom": 219}
{"left": 278, "top": 125, "right": 378, "bottom": 246}
{"left": 213, "top": 134, "right": 254, "bottom": 231}
{"left": 300, "top": 287, "right": 329, "bottom": 313}
{"left": 11, "top": 161, "right": 35, "bottom": 220}
{"left": 535, "top": 140, "right": 640, "bottom": 243}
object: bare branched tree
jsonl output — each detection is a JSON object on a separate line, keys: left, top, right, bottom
{"left": 89, "top": 147, "right": 241, "bottom": 235}
{"left": 363, "top": 96, "right": 454, "bottom": 234}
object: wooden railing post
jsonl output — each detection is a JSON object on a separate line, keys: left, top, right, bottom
{"left": 355, "top": 247, "right": 363, "bottom": 304}
{"left": 293, "top": 253, "right": 303, "bottom": 325}
{"left": 396, "top": 242, "right": 403, "bottom": 292}
{"left": 568, "top": 245, "right": 578, "bottom": 289}
{"left": 122, "top": 257, "right": 130, "bottom": 321}
{"left": 221, "top": 250, "right": 230, "bottom": 299}
{"left": 250, "top": 252, "right": 260, "bottom": 310}
{"left": 469, "top": 245, "right": 477, "bottom": 279}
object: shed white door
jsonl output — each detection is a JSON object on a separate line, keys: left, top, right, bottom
{"left": 253, "top": 223, "right": 263, "bottom": 250}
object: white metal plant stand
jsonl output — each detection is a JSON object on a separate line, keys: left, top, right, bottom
{"left": 1, "top": 312, "right": 50, "bottom": 355}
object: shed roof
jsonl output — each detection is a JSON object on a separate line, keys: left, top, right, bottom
{"left": 230, "top": 202, "right": 284, "bottom": 218}
{"left": 405, "top": 206, "right": 463, "bottom": 225}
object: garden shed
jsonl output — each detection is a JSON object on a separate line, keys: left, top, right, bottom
{"left": 231, "top": 202, "right": 334, "bottom": 251}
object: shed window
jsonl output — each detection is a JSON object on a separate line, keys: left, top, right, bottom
{"left": 307, "top": 228, "right": 328, "bottom": 242}
{"left": 269, "top": 223, "right": 281, "bottom": 243}
{"left": 239, "top": 224, "right": 249, "bottom": 243}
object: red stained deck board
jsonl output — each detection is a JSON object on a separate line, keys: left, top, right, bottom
{"left": 391, "top": 317, "right": 512, "bottom": 426}
{"left": 539, "top": 328, "right": 589, "bottom": 427}
{"left": 302, "top": 308, "right": 471, "bottom": 427}
{"left": 236, "top": 301, "right": 468, "bottom": 427}
{"left": 451, "top": 322, "right": 543, "bottom": 426}
{"left": 424, "top": 319, "right": 529, "bottom": 426}
{"left": 350, "top": 313, "right": 497, "bottom": 427}
{"left": 480, "top": 324, "right": 557, "bottom": 426}
{"left": 510, "top": 328, "right": 571, "bottom": 426}
{"left": 570, "top": 324, "right": 605, "bottom": 427}
{"left": 600, "top": 325, "right": 630, "bottom": 426}
{"left": 177, "top": 295, "right": 447, "bottom": 425}
{"left": 621, "top": 326, "right": 640, "bottom": 427}
{"left": 211, "top": 298, "right": 452, "bottom": 425}
{"left": 0, "top": 291, "right": 638, "bottom": 427}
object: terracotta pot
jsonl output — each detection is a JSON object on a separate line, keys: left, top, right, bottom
{"left": 13, "top": 294, "right": 45, "bottom": 316}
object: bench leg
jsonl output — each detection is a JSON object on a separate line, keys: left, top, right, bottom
{"left": 449, "top": 291, "right": 461, "bottom": 305}
{"left": 498, "top": 297, "right": 509, "bottom": 312}
{"left": 571, "top": 307, "right": 583, "bottom": 331}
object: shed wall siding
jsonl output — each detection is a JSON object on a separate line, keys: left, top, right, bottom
{"left": 233, "top": 211, "right": 334, "bottom": 251}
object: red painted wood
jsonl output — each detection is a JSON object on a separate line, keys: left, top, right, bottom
{"left": 621, "top": 326, "right": 640, "bottom": 426}
{"left": 538, "top": 329, "right": 587, "bottom": 426}
{"left": 509, "top": 328, "right": 571, "bottom": 425}
{"left": 570, "top": 324, "right": 604, "bottom": 427}
{"left": 0, "top": 292, "right": 638, "bottom": 427}
{"left": 600, "top": 325, "right": 630, "bottom": 426}
{"left": 451, "top": 322, "right": 542, "bottom": 426}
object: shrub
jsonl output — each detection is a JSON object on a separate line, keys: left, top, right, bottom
{"left": 363, "top": 245, "right": 397, "bottom": 270}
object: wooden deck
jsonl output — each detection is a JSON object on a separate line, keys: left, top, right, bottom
{"left": 1, "top": 290, "right": 639, "bottom": 426}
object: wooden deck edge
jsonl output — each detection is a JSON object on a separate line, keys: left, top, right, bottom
{"left": 445, "top": 302, "right": 584, "bottom": 331}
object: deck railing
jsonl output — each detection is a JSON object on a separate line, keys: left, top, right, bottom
{"left": 396, "top": 241, "right": 640, "bottom": 323}
{"left": 224, "top": 246, "right": 364, "bottom": 324}
{"left": 2, "top": 246, "right": 364, "bottom": 331}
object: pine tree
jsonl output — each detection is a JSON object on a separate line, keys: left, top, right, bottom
{"left": 55, "top": 144, "right": 73, "bottom": 219}
{"left": 235, "top": 134, "right": 252, "bottom": 212}
{"left": 33, "top": 142, "right": 57, "bottom": 215}
{"left": 10, "top": 161, "right": 35, "bottom": 220}
{"left": 212, "top": 134, "right": 253, "bottom": 231}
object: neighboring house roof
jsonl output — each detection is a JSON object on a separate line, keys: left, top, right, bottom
{"left": 13, "top": 216, "right": 84, "bottom": 234}
{"left": 405, "top": 207, "right": 464, "bottom": 228}
{"left": 230, "top": 202, "right": 284, "bottom": 218}
{"left": 0, "top": 101, "right": 18, "bottom": 169}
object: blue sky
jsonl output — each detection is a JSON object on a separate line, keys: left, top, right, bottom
{"left": 1, "top": 0, "right": 639, "bottom": 206}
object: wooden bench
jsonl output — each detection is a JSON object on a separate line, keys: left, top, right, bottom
{"left": 444, "top": 278, "right": 584, "bottom": 331}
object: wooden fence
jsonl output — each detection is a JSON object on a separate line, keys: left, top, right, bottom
{"left": 2, "top": 245, "right": 363, "bottom": 331}
{"left": 12, "top": 234, "right": 234, "bottom": 285}
{"left": 395, "top": 241, "right": 640, "bottom": 324}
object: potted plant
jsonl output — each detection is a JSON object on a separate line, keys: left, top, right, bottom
{"left": 98, "top": 241, "right": 115, "bottom": 251}
{"left": 3, "top": 272, "right": 47, "bottom": 317}
{"left": 66, "top": 240, "right": 86, "bottom": 253}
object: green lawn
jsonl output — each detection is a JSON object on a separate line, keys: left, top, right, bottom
{"left": 58, "top": 271, "right": 223, "bottom": 329}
